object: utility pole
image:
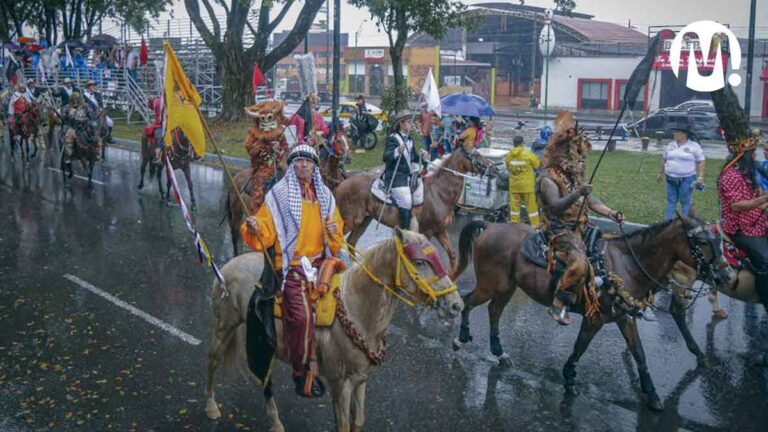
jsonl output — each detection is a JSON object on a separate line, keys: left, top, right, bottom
{"left": 325, "top": 0, "right": 330, "bottom": 85}
{"left": 332, "top": 0, "right": 340, "bottom": 138}
{"left": 531, "top": 21, "right": 537, "bottom": 105}
{"left": 744, "top": 0, "right": 757, "bottom": 118}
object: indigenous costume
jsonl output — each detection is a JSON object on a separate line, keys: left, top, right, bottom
{"left": 505, "top": 136, "right": 540, "bottom": 225}
{"left": 61, "top": 92, "right": 94, "bottom": 164}
{"left": 714, "top": 85, "right": 768, "bottom": 310}
{"left": 383, "top": 113, "right": 424, "bottom": 229}
{"left": 243, "top": 100, "right": 289, "bottom": 212}
{"left": 535, "top": 111, "right": 603, "bottom": 325}
{"left": 240, "top": 145, "right": 344, "bottom": 397}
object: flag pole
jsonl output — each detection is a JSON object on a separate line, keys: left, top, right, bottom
{"left": 195, "top": 107, "right": 278, "bottom": 274}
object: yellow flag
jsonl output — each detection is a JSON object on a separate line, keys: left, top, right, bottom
{"left": 163, "top": 41, "right": 206, "bottom": 156}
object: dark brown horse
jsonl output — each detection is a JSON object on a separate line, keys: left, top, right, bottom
{"left": 319, "top": 130, "right": 351, "bottom": 193}
{"left": 452, "top": 215, "right": 733, "bottom": 410}
{"left": 334, "top": 148, "right": 494, "bottom": 272}
{"left": 9, "top": 102, "right": 42, "bottom": 164}
{"left": 137, "top": 128, "right": 199, "bottom": 210}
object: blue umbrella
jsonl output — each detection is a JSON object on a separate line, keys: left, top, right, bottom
{"left": 441, "top": 92, "right": 495, "bottom": 117}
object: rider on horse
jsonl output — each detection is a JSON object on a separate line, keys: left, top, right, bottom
{"left": 535, "top": 111, "right": 624, "bottom": 325}
{"left": 383, "top": 113, "right": 430, "bottom": 230}
{"left": 7, "top": 82, "right": 32, "bottom": 136}
{"left": 241, "top": 144, "right": 344, "bottom": 398}
{"left": 83, "top": 79, "right": 114, "bottom": 143}
{"left": 61, "top": 91, "right": 95, "bottom": 164}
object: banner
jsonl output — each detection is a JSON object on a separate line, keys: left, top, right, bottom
{"left": 162, "top": 41, "right": 206, "bottom": 156}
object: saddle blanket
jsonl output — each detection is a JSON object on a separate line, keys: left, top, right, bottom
{"left": 273, "top": 274, "right": 341, "bottom": 327}
{"left": 711, "top": 224, "right": 752, "bottom": 271}
{"left": 521, "top": 226, "right": 605, "bottom": 269}
{"left": 370, "top": 176, "right": 424, "bottom": 207}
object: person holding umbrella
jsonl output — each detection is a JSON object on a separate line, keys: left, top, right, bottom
{"left": 382, "top": 113, "right": 430, "bottom": 229}
{"left": 656, "top": 120, "right": 705, "bottom": 220}
{"left": 458, "top": 116, "right": 485, "bottom": 151}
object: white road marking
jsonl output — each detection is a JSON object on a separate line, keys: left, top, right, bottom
{"left": 63, "top": 274, "right": 202, "bottom": 346}
{"left": 47, "top": 167, "right": 106, "bottom": 185}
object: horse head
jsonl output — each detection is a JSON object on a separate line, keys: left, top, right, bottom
{"left": 675, "top": 214, "right": 736, "bottom": 291}
{"left": 448, "top": 148, "right": 496, "bottom": 177}
{"left": 392, "top": 227, "right": 464, "bottom": 318}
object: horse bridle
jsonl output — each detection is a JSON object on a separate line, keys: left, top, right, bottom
{"left": 459, "top": 148, "right": 494, "bottom": 176}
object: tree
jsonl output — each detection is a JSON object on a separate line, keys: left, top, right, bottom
{"left": 349, "top": 0, "right": 469, "bottom": 115}
{"left": 0, "top": 2, "right": 39, "bottom": 41}
{"left": 185, "top": 0, "right": 326, "bottom": 121}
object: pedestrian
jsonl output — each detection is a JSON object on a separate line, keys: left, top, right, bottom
{"left": 656, "top": 121, "right": 705, "bottom": 220}
{"left": 757, "top": 139, "right": 768, "bottom": 193}
{"left": 505, "top": 135, "right": 540, "bottom": 226}
{"left": 126, "top": 46, "right": 139, "bottom": 82}
{"left": 458, "top": 116, "right": 484, "bottom": 151}
{"left": 241, "top": 144, "right": 345, "bottom": 397}
{"left": 418, "top": 104, "right": 433, "bottom": 155}
{"left": 429, "top": 113, "right": 443, "bottom": 159}
{"left": 441, "top": 114, "right": 457, "bottom": 154}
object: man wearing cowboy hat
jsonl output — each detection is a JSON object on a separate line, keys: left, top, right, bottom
{"left": 656, "top": 119, "right": 705, "bottom": 220}
{"left": 383, "top": 113, "right": 430, "bottom": 230}
{"left": 241, "top": 144, "right": 345, "bottom": 398}
{"left": 82, "top": 79, "right": 114, "bottom": 143}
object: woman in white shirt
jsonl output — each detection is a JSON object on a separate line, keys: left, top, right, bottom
{"left": 656, "top": 122, "right": 705, "bottom": 220}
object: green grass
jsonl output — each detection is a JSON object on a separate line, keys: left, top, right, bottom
{"left": 113, "top": 121, "right": 388, "bottom": 170}
{"left": 587, "top": 150, "right": 720, "bottom": 224}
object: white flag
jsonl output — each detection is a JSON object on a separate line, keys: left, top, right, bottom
{"left": 421, "top": 68, "right": 441, "bottom": 117}
{"left": 64, "top": 43, "right": 74, "bottom": 68}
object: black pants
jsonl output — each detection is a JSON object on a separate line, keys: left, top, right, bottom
{"left": 733, "top": 233, "right": 768, "bottom": 306}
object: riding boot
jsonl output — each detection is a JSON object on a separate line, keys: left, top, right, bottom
{"left": 398, "top": 207, "right": 412, "bottom": 230}
{"left": 106, "top": 127, "right": 114, "bottom": 144}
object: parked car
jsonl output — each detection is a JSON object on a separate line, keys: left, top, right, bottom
{"left": 669, "top": 99, "right": 714, "bottom": 112}
{"left": 624, "top": 109, "right": 724, "bottom": 141}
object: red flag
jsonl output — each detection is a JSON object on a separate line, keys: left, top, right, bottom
{"left": 252, "top": 63, "right": 265, "bottom": 92}
{"left": 139, "top": 38, "right": 148, "bottom": 66}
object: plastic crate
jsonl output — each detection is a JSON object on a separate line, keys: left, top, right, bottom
{"left": 460, "top": 174, "right": 507, "bottom": 210}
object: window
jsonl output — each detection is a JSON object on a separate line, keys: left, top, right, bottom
{"left": 616, "top": 81, "right": 645, "bottom": 111}
{"left": 578, "top": 79, "right": 611, "bottom": 110}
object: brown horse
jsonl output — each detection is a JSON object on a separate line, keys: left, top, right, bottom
{"left": 334, "top": 148, "right": 494, "bottom": 272}
{"left": 451, "top": 215, "right": 733, "bottom": 410}
{"left": 9, "top": 102, "right": 42, "bottom": 164}
{"left": 319, "top": 130, "right": 352, "bottom": 193}
{"left": 204, "top": 228, "right": 463, "bottom": 432}
{"left": 137, "top": 128, "right": 200, "bottom": 210}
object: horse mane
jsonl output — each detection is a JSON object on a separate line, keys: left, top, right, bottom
{"left": 604, "top": 218, "right": 679, "bottom": 243}
{"left": 342, "top": 238, "right": 397, "bottom": 296}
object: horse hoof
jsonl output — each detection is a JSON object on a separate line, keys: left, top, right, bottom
{"left": 352, "top": 426, "right": 364, "bottom": 432}
{"left": 490, "top": 336, "right": 503, "bottom": 357}
{"left": 713, "top": 309, "right": 728, "bottom": 319}
{"left": 497, "top": 353, "right": 513, "bottom": 368}
{"left": 696, "top": 356, "right": 710, "bottom": 369}
{"left": 564, "top": 385, "right": 579, "bottom": 396}
{"left": 452, "top": 338, "right": 466, "bottom": 351}
{"left": 645, "top": 394, "right": 663, "bottom": 411}
{"left": 269, "top": 425, "right": 285, "bottom": 432}
{"left": 191, "top": 204, "right": 197, "bottom": 212}
{"left": 137, "top": 183, "right": 144, "bottom": 190}
{"left": 458, "top": 327, "right": 473, "bottom": 345}
{"left": 204, "top": 402, "right": 221, "bottom": 420}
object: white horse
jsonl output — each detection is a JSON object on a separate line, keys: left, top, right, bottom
{"left": 204, "top": 228, "right": 464, "bottom": 432}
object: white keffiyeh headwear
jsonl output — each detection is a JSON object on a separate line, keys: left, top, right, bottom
{"left": 264, "top": 145, "right": 335, "bottom": 289}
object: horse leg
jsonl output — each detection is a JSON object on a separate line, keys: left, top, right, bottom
{"left": 165, "top": 170, "right": 172, "bottom": 202}
{"left": 453, "top": 288, "right": 492, "bottom": 351}
{"left": 562, "top": 318, "right": 603, "bottom": 396}
{"left": 488, "top": 289, "right": 516, "bottom": 366}
{"left": 708, "top": 289, "right": 728, "bottom": 319}
{"left": 138, "top": 157, "right": 148, "bottom": 190}
{"left": 330, "top": 379, "right": 353, "bottom": 432}
{"left": 204, "top": 326, "right": 237, "bottom": 420}
{"left": 87, "top": 159, "right": 95, "bottom": 190}
{"left": 616, "top": 316, "right": 663, "bottom": 411}
{"left": 346, "top": 217, "right": 372, "bottom": 247}
{"left": 351, "top": 382, "right": 367, "bottom": 432}
{"left": 435, "top": 231, "right": 458, "bottom": 275}
{"left": 264, "top": 381, "right": 285, "bottom": 432}
{"left": 670, "top": 294, "right": 708, "bottom": 367}
{"left": 184, "top": 165, "right": 196, "bottom": 212}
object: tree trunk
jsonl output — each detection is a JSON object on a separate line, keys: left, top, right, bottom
{"left": 217, "top": 49, "right": 254, "bottom": 121}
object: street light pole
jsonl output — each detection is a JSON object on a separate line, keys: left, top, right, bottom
{"left": 332, "top": 0, "right": 340, "bottom": 137}
{"left": 744, "top": 0, "right": 757, "bottom": 118}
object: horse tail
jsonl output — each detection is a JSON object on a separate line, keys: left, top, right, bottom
{"left": 219, "top": 188, "right": 231, "bottom": 227}
{"left": 453, "top": 220, "right": 488, "bottom": 280}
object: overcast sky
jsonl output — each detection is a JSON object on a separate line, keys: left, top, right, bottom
{"left": 157, "top": 0, "right": 765, "bottom": 46}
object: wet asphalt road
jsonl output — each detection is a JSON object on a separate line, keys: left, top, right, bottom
{"left": 1, "top": 143, "right": 768, "bottom": 432}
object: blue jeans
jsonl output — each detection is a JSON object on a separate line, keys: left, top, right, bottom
{"left": 665, "top": 175, "right": 695, "bottom": 220}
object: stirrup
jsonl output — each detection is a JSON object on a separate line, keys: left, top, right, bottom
{"left": 294, "top": 372, "right": 326, "bottom": 398}
{"left": 548, "top": 304, "right": 572, "bottom": 326}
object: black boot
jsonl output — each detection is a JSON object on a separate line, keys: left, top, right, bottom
{"left": 398, "top": 208, "right": 412, "bottom": 230}
{"left": 106, "top": 127, "right": 114, "bottom": 144}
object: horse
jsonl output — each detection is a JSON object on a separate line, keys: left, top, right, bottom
{"left": 204, "top": 228, "right": 464, "bottom": 432}
{"left": 451, "top": 215, "right": 733, "bottom": 411}
{"left": 137, "top": 127, "right": 200, "bottom": 211}
{"left": 319, "top": 130, "right": 352, "bottom": 193}
{"left": 59, "top": 122, "right": 103, "bottom": 190}
{"left": 333, "top": 148, "right": 494, "bottom": 273}
{"left": 8, "top": 102, "right": 42, "bottom": 164}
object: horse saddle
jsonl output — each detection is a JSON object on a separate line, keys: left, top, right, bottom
{"left": 273, "top": 273, "right": 342, "bottom": 327}
{"left": 370, "top": 174, "right": 425, "bottom": 207}
{"left": 521, "top": 226, "right": 605, "bottom": 269}
{"left": 711, "top": 223, "right": 754, "bottom": 272}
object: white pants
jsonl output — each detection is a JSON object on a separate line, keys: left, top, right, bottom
{"left": 105, "top": 115, "right": 113, "bottom": 128}
{"left": 391, "top": 186, "right": 413, "bottom": 210}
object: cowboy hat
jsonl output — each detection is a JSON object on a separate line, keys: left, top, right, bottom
{"left": 388, "top": 112, "right": 414, "bottom": 134}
